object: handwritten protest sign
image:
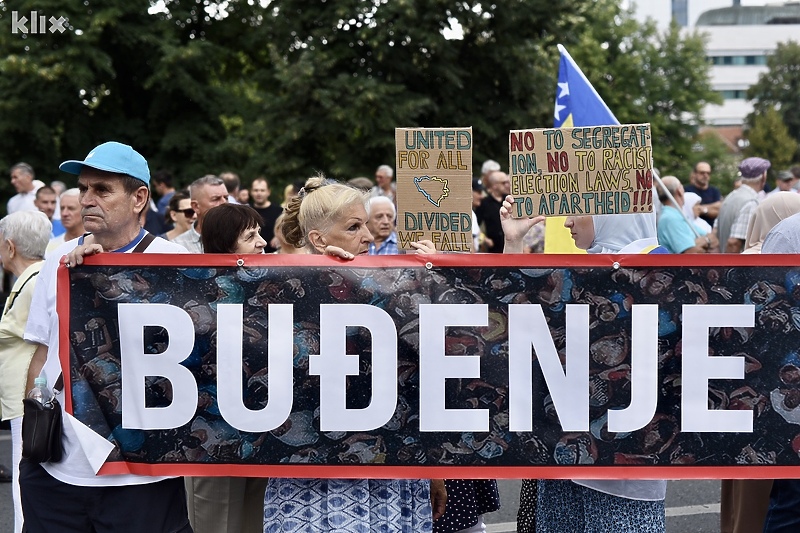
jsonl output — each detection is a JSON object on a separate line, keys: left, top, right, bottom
{"left": 58, "top": 253, "right": 800, "bottom": 479}
{"left": 508, "top": 124, "right": 653, "bottom": 217}
{"left": 395, "top": 127, "right": 473, "bottom": 252}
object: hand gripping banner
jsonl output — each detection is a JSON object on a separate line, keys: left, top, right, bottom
{"left": 58, "top": 253, "right": 800, "bottom": 479}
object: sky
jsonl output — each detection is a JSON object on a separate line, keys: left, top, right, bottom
{"left": 628, "top": 0, "right": 768, "bottom": 28}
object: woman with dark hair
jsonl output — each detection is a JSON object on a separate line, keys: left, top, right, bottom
{"left": 163, "top": 191, "right": 196, "bottom": 242}
{"left": 187, "top": 202, "right": 268, "bottom": 533}
{"left": 201, "top": 203, "right": 267, "bottom": 254}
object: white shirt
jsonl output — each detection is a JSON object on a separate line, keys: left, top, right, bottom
{"left": 24, "top": 235, "right": 187, "bottom": 487}
{"left": 6, "top": 190, "right": 38, "bottom": 215}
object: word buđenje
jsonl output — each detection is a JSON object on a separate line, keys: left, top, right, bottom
{"left": 119, "top": 302, "right": 754, "bottom": 435}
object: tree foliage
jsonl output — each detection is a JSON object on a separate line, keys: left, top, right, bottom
{"left": 1, "top": 0, "right": 722, "bottom": 209}
{"left": 744, "top": 106, "right": 798, "bottom": 173}
{"left": 747, "top": 40, "right": 800, "bottom": 160}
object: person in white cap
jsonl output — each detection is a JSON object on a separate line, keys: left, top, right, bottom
{"left": 20, "top": 141, "right": 191, "bottom": 532}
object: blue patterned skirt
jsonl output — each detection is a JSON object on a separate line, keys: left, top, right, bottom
{"left": 264, "top": 478, "right": 432, "bottom": 532}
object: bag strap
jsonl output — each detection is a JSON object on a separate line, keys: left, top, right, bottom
{"left": 132, "top": 232, "right": 156, "bottom": 253}
{"left": 3, "top": 270, "right": 40, "bottom": 316}
{"left": 53, "top": 373, "right": 64, "bottom": 395}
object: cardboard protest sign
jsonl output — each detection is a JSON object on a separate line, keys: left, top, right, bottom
{"left": 508, "top": 124, "right": 653, "bottom": 217}
{"left": 395, "top": 127, "right": 473, "bottom": 252}
{"left": 59, "top": 253, "right": 800, "bottom": 479}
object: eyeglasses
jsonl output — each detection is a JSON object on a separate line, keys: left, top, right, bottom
{"left": 179, "top": 208, "right": 195, "bottom": 217}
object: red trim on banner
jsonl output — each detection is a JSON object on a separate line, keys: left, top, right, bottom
{"left": 57, "top": 262, "right": 73, "bottom": 413}
{"left": 95, "top": 462, "right": 800, "bottom": 480}
{"left": 73, "top": 251, "right": 800, "bottom": 269}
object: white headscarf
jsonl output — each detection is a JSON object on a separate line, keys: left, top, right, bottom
{"left": 744, "top": 191, "right": 800, "bottom": 254}
{"left": 587, "top": 212, "right": 659, "bottom": 254}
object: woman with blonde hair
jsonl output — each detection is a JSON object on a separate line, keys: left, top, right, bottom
{"left": 264, "top": 175, "right": 443, "bottom": 532}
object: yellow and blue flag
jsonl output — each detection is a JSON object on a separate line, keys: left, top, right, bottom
{"left": 545, "top": 44, "right": 619, "bottom": 253}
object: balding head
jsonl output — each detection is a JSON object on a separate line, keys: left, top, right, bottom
{"left": 657, "top": 175, "right": 683, "bottom": 205}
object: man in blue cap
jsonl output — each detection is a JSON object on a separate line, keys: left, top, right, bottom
{"left": 21, "top": 142, "right": 191, "bottom": 532}
{"left": 715, "top": 156, "right": 770, "bottom": 253}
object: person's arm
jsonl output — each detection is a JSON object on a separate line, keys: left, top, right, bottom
{"left": 694, "top": 201, "right": 721, "bottom": 220}
{"left": 430, "top": 479, "right": 447, "bottom": 521}
{"left": 499, "top": 195, "right": 544, "bottom": 254}
{"left": 683, "top": 233, "right": 716, "bottom": 254}
{"left": 25, "top": 343, "right": 48, "bottom": 395}
{"left": 726, "top": 237, "right": 744, "bottom": 254}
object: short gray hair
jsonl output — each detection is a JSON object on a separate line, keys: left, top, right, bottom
{"left": 0, "top": 211, "right": 51, "bottom": 259}
{"left": 481, "top": 159, "right": 500, "bottom": 176}
{"left": 189, "top": 175, "right": 225, "bottom": 198}
{"left": 376, "top": 165, "right": 394, "bottom": 179}
{"left": 368, "top": 195, "right": 396, "bottom": 217}
{"left": 10, "top": 162, "right": 34, "bottom": 178}
{"left": 61, "top": 187, "right": 80, "bottom": 201}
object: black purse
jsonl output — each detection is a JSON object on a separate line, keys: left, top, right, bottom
{"left": 21, "top": 373, "right": 64, "bottom": 463}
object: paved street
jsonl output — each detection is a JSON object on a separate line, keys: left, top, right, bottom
{"left": 0, "top": 428, "right": 721, "bottom": 532}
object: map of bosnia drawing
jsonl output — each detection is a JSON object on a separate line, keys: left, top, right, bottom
{"left": 414, "top": 176, "right": 450, "bottom": 207}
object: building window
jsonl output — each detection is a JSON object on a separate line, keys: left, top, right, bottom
{"left": 709, "top": 55, "right": 767, "bottom": 66}
{"left": 720, "top": 90, "right": 748, "bottom": 99}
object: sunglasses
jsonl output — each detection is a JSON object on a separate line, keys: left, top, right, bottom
{"left": 179, "top": 208, "right": 195, "bottom": 217}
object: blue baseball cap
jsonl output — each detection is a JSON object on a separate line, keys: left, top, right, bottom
{"left": 59, "top": 142, "right": 150, "bottom": 185}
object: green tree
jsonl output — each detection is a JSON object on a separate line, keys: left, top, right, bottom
{"left": 747, "top": 40, "right": 800, "bottom": 158}
{"left": 744, "top": 106, "right": 798, "bottom": 173}
{"left": 565, "top": 10, "right": 721, "bottom": 176}
{"left": 0, "top": 0, "right": 236, "bottom": 205}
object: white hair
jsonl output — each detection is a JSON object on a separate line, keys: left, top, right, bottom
{"left": 0, "top": 211, "right": 52, "bottom": 259}
{"left": 376, "top": 164, "right": 394, "bottom": 179}
{"left": 61, "top": 187, "right": 80, "bottom": 201}
{"left": 481, "top": 159, "right": 501, "bottom": 176}
{"left": 368, "top": 195, "right": 396, "bottom": 217}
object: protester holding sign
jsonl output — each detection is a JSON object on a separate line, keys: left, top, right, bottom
{"left": 20, "top": 142, "right": 191, "bottom": 533}
{"left": 177, "top": 203, "right": 269, "bottom": 533}
{"left": 264, "top": 175, "right": 444, "bottom": 532}
{"left": 501, "top": 198, "right": 668, "bottom": 533}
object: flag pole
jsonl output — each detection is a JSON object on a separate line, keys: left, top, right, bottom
{"left": 557, "top": 44, "right": 700, "bottom": 237}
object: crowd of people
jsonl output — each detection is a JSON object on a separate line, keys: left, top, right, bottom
{"left": 1, "top": 143, "right": 800, "bottom": 533}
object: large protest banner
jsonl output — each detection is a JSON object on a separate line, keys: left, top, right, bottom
{"left": 60, "top": 253, "right": 800, "bottom": 479}
{"left": 395, "top": 127, "right": 473, "bottom": 252}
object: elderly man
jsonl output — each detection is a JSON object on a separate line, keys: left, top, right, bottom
{"left": 367, "top": 196, "right": 398, "bottom": 255}
{"left": 475, "top": 170, "right": 511, "bottom": 253}
{"left": 21, "top": 141, "right": 191, "bottom": 533}
{"left": 0, "top": 211, "right": 51, "bottom": 533}
{"left": 46, "top": 188, "right": 85, "bottom": 253}
{"left": 7, "top": 163, "right": 41, "bottom": 215}
{"left": 370, "top": 164, "right": 396, "bottom": 204}
{"left": 768, "top": 170, "right": 799, "bottom": 196}
{"left": 656, "top": 176, "right": 718, "bottom": 253}
{"left": 173, "top": 175, "right": 228, "bottom": 253}
{"left": 716, "top": 157, "right": 770, "bottom": 253}
{"left": 684, "top": 161, "right": 722, "bottom": 225}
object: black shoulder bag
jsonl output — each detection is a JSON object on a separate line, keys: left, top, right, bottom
{"left": 21, "top": 231, "right": 156, "bottom": 463}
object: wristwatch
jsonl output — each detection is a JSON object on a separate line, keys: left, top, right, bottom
{"left": 701, "top": 206, "right": 709, "bottom": 215}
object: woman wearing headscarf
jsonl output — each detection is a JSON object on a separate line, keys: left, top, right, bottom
{"left": 501, "top": 198, "right": 667, "bottom": 533}
{"left": 741, "top": 191, "right": 800, "bottom": 255}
